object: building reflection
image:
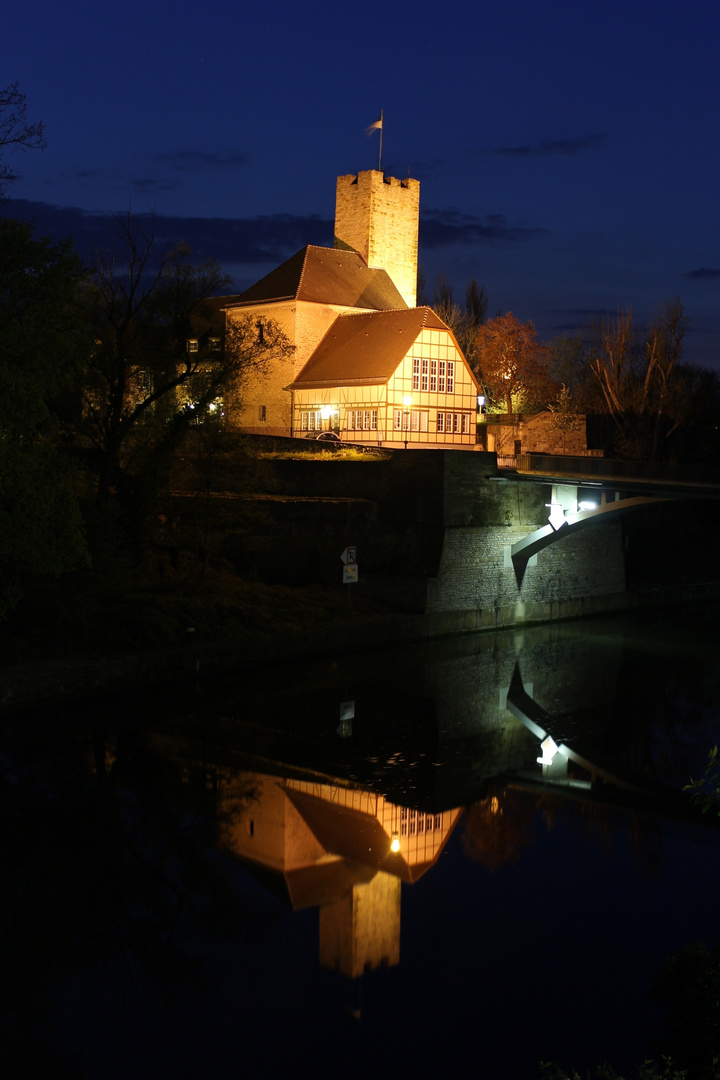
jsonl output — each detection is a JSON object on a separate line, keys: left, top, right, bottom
{"left": 218, "top": 773, "right": 462, "bottom": 976}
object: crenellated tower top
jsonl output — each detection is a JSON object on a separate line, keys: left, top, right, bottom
{"left": 334, "top": 170, "right": 420, "bottom": 308}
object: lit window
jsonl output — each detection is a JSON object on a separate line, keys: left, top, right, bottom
{"left": 462, "top": 413, "right": 470, "bottom": 434}
{"left": 394, "top": 410, "right": 402, "bottom": 430}
{"left": 447, "top": 361, "right": 454, "bottom": 393}
{"left": 258, "top": 405, "right": 266, "bottom": 422}
{"left": 371, "top": 410, "right": 377, "bottom": 430}
{"left": 301, "top": 412, "right": 309, "bottom": 431}
{"left": 434, "top": 814, "right": 442, "bottom": 830}
{"left": 430, "top": 359, "right": 437, "bottom": 392}
{"left": 438, "top": 361, "right": 446, "bottom": 393}
{"left": 453, "top": 412, "right": 459, "bottom": 433}
{"left": 363, "top": 410, "right": 370, "bottom": 430}
{"left": 437, "top": 411, "right": 445, "bottom": 433}
{"left": 187, "top": 339, "right": 198, "bottom": 353}
{"left": 208, "top": 337, "right": 221, "bottom": 353}
{"left": 412, "top": 357, "right": 420, "bottom": 390}
{"left": 411, "top": 410, "right": 419, "bottom": 432}
{"left": 422, "top": 358, "right": 428, "bottom": 391}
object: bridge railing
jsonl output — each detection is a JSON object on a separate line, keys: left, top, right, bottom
{"left": 514, "top": 454, "right": 709, "bottom": 484}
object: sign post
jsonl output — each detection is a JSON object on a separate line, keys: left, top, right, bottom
{"left": 340, "top": 546, "right": 358, "bottom": 599}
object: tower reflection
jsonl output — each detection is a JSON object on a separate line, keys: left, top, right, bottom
{"left": 218, "top": 772, "right": 462, "bottom": 976}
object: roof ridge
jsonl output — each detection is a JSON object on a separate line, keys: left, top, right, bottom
{"left": 296, "top": 245, "right": 312, "bottom": 295}
{"left": 335, "top": 306, "right": 423, "bottom": 320}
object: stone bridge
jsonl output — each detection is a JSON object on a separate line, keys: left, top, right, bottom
{"left": 422, "top": 450, "right": 720, "bottom": 630}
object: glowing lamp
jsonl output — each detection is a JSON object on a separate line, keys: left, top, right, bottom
{"left": 578, "top": 500, "right": 597, "bottom": 511}
{"left": 390, "top": 832, "right": 400, "bottom": 853}
{"left": 537, "top": 735, "right": 560, "bottom": 766}
{"left": 545, "top": 502, "right": 566, "bottom": 530}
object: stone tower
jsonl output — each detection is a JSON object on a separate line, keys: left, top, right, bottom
{"left": 334, "top": 170, "right": 420, "bottom": 308}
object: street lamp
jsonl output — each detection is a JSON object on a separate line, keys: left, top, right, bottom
{"left": 402, "top": 394, "right": 412, "bottom": 449}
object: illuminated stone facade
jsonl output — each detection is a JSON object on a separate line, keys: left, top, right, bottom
{"left": 334, "top": 170, "right": 420, "bottom": 308}
{"left": 221, "top": 170, "right": 481, "bottom": 446}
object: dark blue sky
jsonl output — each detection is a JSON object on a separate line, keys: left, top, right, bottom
{"left": 2, "top": 0, "right": 718, "bottom": 368}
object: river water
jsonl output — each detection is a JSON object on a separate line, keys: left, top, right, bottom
{"left": 2, "top": 608, "right": 719, "bottom": 1079}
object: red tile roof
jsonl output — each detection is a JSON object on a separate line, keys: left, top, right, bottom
{"left": 223, "top": 245, "right": 406, "bottom": 311}
{"left": 290, "top": 307, "right": 455, "bottom": 388}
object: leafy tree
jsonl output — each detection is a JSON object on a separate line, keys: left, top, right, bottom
{"left": 0, "top": 82, "right": 46, "bottom": 196}
{"left": 540, "top": 1059, "right": 690, "bottom": 1079}
{"left": 474, "top": 311, "right": 553, "bottom": 414}
{"left": 684, "top": 746, "right": 720, "bottom": 817}
{"left": 0, "top": 217, "right": 89, "bottom": 617}
{"left": 78, "top": 212, "right": 292, "bottom": 504}
{"left": 650, "top": 941, "right": 720, "bottom": 1077}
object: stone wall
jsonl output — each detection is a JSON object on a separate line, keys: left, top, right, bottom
{"left": 481, "top": 412, "right": 591, "bottom": 457}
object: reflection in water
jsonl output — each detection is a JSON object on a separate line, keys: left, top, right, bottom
{"left": 218, "top": 774, "right": 462, "bottom": 976}
{"left": 1, "top": 611, "right": 720, "bottom": 1078}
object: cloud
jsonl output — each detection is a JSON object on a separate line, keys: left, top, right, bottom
{"left": 0, "top": 199, "right": 333, "bottom": 282}
{"left": 131, "top": 177, "right": 180, "bottom": 193}
{"left": 157, "top": 150, "right": 248, "bottom": 173}
{"left": 4, "top": 198, "right": 543, "bottom": 269}
{"left": 420, "top": 208, "right": 546, "bottom": 249}
{"left": 685, "top": 267, "right": 720, "bottom": 280}
{"left": 493, "top": 133, "right": 609, "bottom": 158}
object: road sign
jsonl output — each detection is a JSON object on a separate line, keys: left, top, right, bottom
{"left": 340, "top": 546, "right": 357, "bottom": 565}
{"left": 343, "top": 565, "right": 359, "bottom": 584}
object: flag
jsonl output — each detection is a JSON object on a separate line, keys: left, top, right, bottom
{"left": 366, "top": 114, "right": 383, "bottom": 135}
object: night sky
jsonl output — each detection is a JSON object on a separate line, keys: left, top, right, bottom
{"left": 2, "top": 0, "right": 718, "bottom": 368}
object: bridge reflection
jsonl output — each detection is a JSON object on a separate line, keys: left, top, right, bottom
{"left": 167, "top": 615, "right": 720, "bottom": 978}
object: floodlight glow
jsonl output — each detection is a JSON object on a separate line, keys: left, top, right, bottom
{"left": 545, "top": 502, "right": 566, "bottom": 530}
{"left": 321, "top": 405, "right": 332, "bottom": 420}
{"left": 537, "top": 735, "right": 560, "bottom": 766}
{"left": 578, "top": 500, "right": 597, "bottom": 511}
{"left": 402, "top": 395, "right": 413, "bottom": 408}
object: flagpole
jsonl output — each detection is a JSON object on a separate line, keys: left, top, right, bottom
{"left": 378, "top": 108, "right": 383, "bottom": 172}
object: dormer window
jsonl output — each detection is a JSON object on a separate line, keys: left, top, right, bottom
{"left": 208, "top": 337, "right": 221, "bottom": 353}
{"left": 187, "top": 339, "right": 198, "bottom": 354}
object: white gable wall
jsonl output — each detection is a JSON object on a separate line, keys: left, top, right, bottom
{"left": 292, "top": 325, "right": 479, "bottom": 447}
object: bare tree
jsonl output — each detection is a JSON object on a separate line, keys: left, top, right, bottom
{"left": 589, "top": 300, "right": 689, "bottom": 459}
{"left": 0, "top": 83, "right": 46, "bottom": 196}
{"left": 431, "top": 273, "right": 488, "bottom": 366}
{"left": 548, "top": 384, "right": 584, "bottom": 453}
{"left": 79, "top": 212, "right": 292, "bottom": 502}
